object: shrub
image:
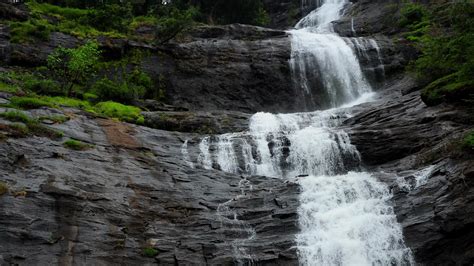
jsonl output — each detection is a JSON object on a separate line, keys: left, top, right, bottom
{"left": 85, "top": 4, "right": 133, "bottom": 32}
{"left": 47, "top": 41, "right": 100, "bottom": 96}
{"left": 92, "top": 78, "right": 145, "bottom": 104}
{"left": 143, "top": 247, "right": 158, "bottom": 258}
{"left": 10, "top": 97, "right": 56, "bottom": 109}
{"left": 63, "top": 138, "right": 91, "bottom": 150}
{"left": 23, "top": 78, "right": 62, "bottom": 96}
{"left": 9, "top": 19, "right": 52, "bottom": 43}
{"left": 94, "top": 101, "right": 144, "bottom": 124}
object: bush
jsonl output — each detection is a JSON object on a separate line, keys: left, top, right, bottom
{"left": 94, "top": 101, "right": 144, "bottom": 124}
{"left": 63, "top": 138, "right": 91, "bottom": 150}
{"left": 47, "top": 41, "right": 101, "bottom": 96}
{"left": 92, "top": 68, "right": 151, "bottom": 104}
{"left": 403, "top": 2, "right": 474, "bottom": 106}
{"left": 85, "top": 4, "right": 133, "bottom": 32}
{"left": 9, "top": 19, "right": 52, "bottom": 43}
{"left": 23, "top": 78, "right": 62, "bottom": 96}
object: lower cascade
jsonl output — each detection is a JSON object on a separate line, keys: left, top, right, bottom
{"left": 183, "top": 0, "right": 414, "bottom": 265}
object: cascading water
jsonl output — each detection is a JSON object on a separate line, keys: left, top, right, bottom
{"left": 183, "top": 0, "right": 414, "bottom": 264}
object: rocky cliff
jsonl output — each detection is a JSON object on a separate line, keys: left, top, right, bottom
{"left": 1, "top": 0, "right": 473, "bottom": 265}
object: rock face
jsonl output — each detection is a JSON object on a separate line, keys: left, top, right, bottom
{"left": 0, "top": 108, "right": 299, "bottom": 265}
{"left": 345, "top": 75, "right": 474, "bottom": 265}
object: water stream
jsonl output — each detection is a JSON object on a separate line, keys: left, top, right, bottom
{"left": 183, "top": 0, "right": 414, "bottom": 264}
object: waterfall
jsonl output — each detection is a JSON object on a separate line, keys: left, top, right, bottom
{"left": 183, "top": 0, "right": 414, "bottom": 264}
{"left": 290, "top": 0, "right": 373, "bottom": 109}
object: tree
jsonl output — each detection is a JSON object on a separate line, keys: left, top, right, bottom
{"left": 155, "top": 6, "right": 197, "bottom": 44}
{"left": 47, "top": 41, "right": 100, "bottom": 96}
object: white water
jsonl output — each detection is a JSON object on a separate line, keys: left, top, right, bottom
{"left": 183, "top": 0, "right": 414, "bottom": 264}
{"left": 290, "top": 0, "right": 373, "bottom": 109}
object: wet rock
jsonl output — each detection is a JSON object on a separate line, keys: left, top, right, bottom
{"left": 0, "top": 110, "right": 299, "bottom": 265}
{"left": 143, "top": 110, "right": 251, "bottom": 134}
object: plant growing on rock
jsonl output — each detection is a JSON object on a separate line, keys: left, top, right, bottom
{"left": 0, "top": 181, "right": 8, "bottom": 196}
{"left": 63, "top": 139, "right": 92, "bottom": 151}
{"left": 47, "top": 41, "right": 100, "bottom": 97}
{"left": 143, "top": 247, "right": 158, "bottom": 258}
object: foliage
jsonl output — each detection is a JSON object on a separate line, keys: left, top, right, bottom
{"left": 403, "top": 2, "right": 474, "bottom": 106}
{"left": 0, "top": 111, "right": 34, "bottom": 124}
{"left": 143, "top": 247, "right": 158, "bottom": 258}
{"left": 0, "top": 82, "right": 19, "bottom": 94}
{"left": 464, "top": 131, "right": 474, "bottom": 149}
{"left": 63, "top": 138, "right": 91, "bottom": 150}
{"left": 23, "top": 77, "right": 62, "bottom": 96}
{"left": 92, "top": 77, "right": 145, "bottom": 104}
{"left": 85, "top": 4, "right": 133, "bottom": 32}
{"left": 155, "top": 6, "right": 197, "bottom": 44}
{"left": 94, "top": 101, "right": 144, "bottom": 124}
{"left": 47, "top": 41, "right": 100, "bottom": 96}
{"left": 10, "top": 96, "right": 56, "bottom": 109}
{"left": 38, "top": 115, "right": 69, "bottom": 124}
{"left": 0, "top": 110, "right": 64, "bottom": 139}
{"left": 9, "top": 18, "right": 53, "bottom": 43}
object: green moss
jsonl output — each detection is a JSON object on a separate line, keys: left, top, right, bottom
{"left": 463, "top": 131, "right": 474, "bottom": 149}
{"left": 0, "top": 82, "right": 19, "bottom": 94}
{"left": 421, "top": 73, "right": 474, "bottom": 106}
{"left": 143, "top": 247, "right": 158, "bottom": 258}
{"left": 0, "top": 111, "right": 34, "bottom": 124}
{"left": 130, "top": 16, "right": 158, "bottom": 31}
{"left": 38, "top": 115, "right": 69, "bottom": 124}
{"left": 94, "top": 101, "right": 144, "bottom": 124}
{"left": 8, "top": 123, "right": 30, "bottom": 137}
{"left": 63, "top": 139, "right": 91, "bottom": 151}
{"left": 10, "top": 96, "right": 56, "bottom": 109}
{"left": 0, "top": 181, "right": 8, "bottom": 196}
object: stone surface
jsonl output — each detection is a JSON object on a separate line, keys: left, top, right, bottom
{"left": 143, "top": 110, "right": 251, "bottom": 134}
{"left": 0, "top": 108, "right": 299, "bottom": 265}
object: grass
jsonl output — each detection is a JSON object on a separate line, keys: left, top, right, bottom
{"left": 0, "top": 82, "right": 20, "bottom": 94}
{"left": 95, "top": 101, "right": 144, "bottom": 124}
{"left": 39, "top": 115, "right": 69, "bottom": 124}
{"left": 0, "top": 111, "right": 33, "bottom": 124}
{"left": 10, "top": 96, "right": 56, "bottom": 109}
{"left": 63, "top": 138, "right": 91, "bottom": 151}
{"left": 143, "top": 247, "right": 158, "bottom": 258}
{"left": 0, "top": 110, "right": 63, "bottom": 139}
{"left": 0, "top": 181, "right": 8, "bottom": 196}
{"left": 130, "top": 16, "right": 158, "bottom": 31}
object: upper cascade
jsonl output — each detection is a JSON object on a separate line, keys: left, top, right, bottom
{"left": 289, "top": 0, "right": 372, "bottom": 110}
{"left": 296, "top": 0, "right": 349, "bottom": 33}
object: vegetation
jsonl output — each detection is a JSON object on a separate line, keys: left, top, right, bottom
{"left": 0, "top": 182, "right": 8, "bottom": 196}
{"left": 63, "top": 138, "right": 91, "bottom": 150}
{"left": 464, "top": 131, "right": 474, "bottom": 150}
{"left": 143, "top": 247, "right": 158, "bottom": 258}
{"left": 10, "top": 96, "right": 56, "bottom": 109}
{"left": 401, "top": 2, "right": 474, "bottom": 106}
{"left": 95, "top": 101, "right": 144, "bottom": 124}
{"left": 0, "top": 111, "right": 34, "bottom": 124}
{"left": 0, "top": 110, "right": 63, "bottom": 139}
{"left": 47, "top": 41, "right": 100, "bottom": 96}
